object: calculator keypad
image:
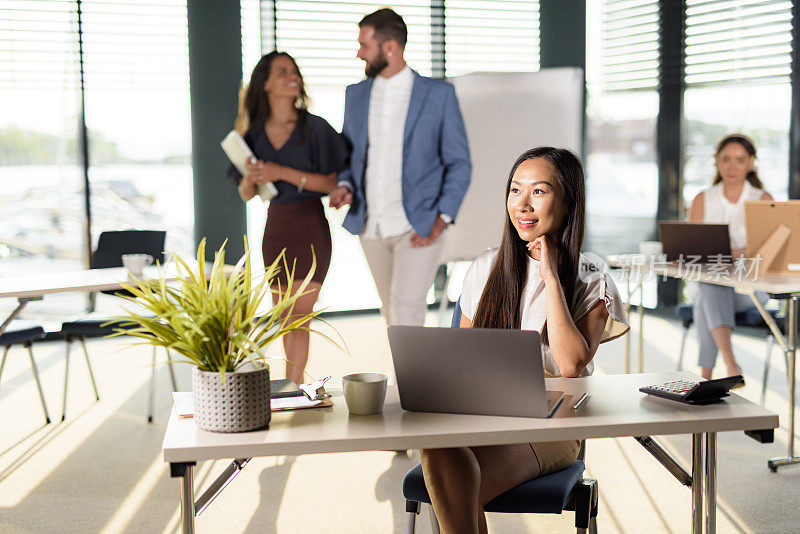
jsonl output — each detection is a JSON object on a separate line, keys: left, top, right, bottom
{"left": 647, "top": 380, "right": 697, "bottom": 395}
{"left": 640, "top": 376, "right": 740, "bottom": 404}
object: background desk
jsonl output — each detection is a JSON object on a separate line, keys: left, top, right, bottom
{"left": 163, "top": 372, "right": 777, "bottom": 534}
{"left": 607, "top": 255, "right": 799, "bottom": 472}
{"left": 0, "top": 261, "right": 228, "bottom": 336}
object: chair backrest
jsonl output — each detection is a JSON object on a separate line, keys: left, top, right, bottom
{"left": 91, "top": 230, "right": 166, "bottom": 269}
{"left": 451, "top": 298, "right": 463, "bottom": 328}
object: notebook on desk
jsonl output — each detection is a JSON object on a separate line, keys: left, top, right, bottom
{"left": 387, "top": 326, "right": 564, "bottom": 418}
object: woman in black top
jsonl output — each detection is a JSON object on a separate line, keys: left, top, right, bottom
{"left": 228, "top": 51, "right": 349, "bottom": 384}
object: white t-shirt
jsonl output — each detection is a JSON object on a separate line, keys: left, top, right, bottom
{"left": 363, "top": 66, "right": 414, "bottom": 239}
{"left": 460, "top": 247, "right": 629, "bottom": 377}
{"left": 702, "top": 181, "right": 765, "bottom": 250}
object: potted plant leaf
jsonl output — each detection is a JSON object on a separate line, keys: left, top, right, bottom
{"left": 111, "top": 238, "right": 340, "bottom": 432}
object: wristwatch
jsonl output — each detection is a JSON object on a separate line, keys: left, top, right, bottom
{"left": 439, "top": 213, "right": 453, "bottom": 225}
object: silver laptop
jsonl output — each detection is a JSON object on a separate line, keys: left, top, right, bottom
{"left": 387, "top": 326, "right": 564, "bottom": 418}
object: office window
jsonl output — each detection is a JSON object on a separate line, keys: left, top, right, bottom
{"left": 273, "top": 1, "right": 433, "bottom": 85}
{"left": 683, "top": 0, "right": 792, "bottom": 205}
{"left": 684, "top": 0, "right": 792, "bottom": 86}
{"left": 599, "top": 0, "right": 659, "bottom": 92}
{"left": 443, "top": 1, "right": 539, "bottom": 77}
{"left": 0, "top": 1, "right": 83, "bottom": 279}
{"left": 684, "top": 85, "right": 791, "bottom": 205}
{"left": 82, "top": 0, "right": 194, "bottom": 256}
{"left": 242, "top": 0, "right": 434, "bottom": 130}
{"left": 0, "top": 2, "right": 193, "bottom": 319}
{"left": 585, "top": 0, "right": 659, "bottom": 256}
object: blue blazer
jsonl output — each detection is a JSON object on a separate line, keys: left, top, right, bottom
{"left": 338, "top": 70, "right": 472, "bottom": 237}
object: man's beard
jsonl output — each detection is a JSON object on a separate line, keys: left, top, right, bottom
{"left": 365, "top": 52, "right": 389, "bottom": 78}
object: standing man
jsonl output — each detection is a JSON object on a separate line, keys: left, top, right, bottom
{"left": 329, "top": 8, "right": 471, "bottom": 326}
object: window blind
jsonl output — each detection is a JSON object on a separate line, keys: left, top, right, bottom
{"left": 444, "top": 0, "right": 539, "bottom": 77}
{"left": 685, "top": 0, "right": 792, "bottom": 86}
{"left": 0, "top": 0, "right": 79, "bottom": 89}
{"left": 260, "top": 0, "right": 432, "bottom": 87}
{"left": 246, "top": 0, "right": 541, "bottom": 84}
{"left": 81, "top": 0, "right": 189, "bottom": 92}
{"left": 601, "top": 0, "right": 660, "bottom": 92}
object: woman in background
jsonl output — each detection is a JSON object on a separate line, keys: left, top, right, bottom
{"left": 419, "top": 147, "right": 628, "bottom": 533}
{"left": 688, "top": 133, "right": 773, "bottom": 381}
{"left": 228, "top": 51, "right": 349, "bottom": 383}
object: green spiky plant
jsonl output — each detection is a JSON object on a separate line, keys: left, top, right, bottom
{"left": 109, "top": 238, "right": 342, "bottom": 382}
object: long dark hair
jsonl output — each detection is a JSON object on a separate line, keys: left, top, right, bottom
{"left": 712, "top": 133, "right": 764, "bottom": 189}
{"left": 472, "top": 147, "right": 586, "bottom": 340}
{"left": 244, "top": 51, "right": 308, "bottom": 129}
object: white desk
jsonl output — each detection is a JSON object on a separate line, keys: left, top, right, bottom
{"left": 163, "top": 372, "right": 778, "bottom": 534}
{"left": 607, "top": 255, "right": 799, "bottom": 472}
{"left": 0, "top": 262, "right": 227, "bottom": 335}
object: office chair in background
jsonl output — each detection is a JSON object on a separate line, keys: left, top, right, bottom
{"left": 0, "top": 321, "right": 50, "bottom": 425}
{"left": 58, "top": 230, "right": 177, "bottom": 422}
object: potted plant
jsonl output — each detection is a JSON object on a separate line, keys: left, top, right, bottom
{"left": 111, "top": 238, "right": 339, "bottom": 432}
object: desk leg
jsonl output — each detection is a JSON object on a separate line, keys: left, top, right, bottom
{"left": 638, "top": 287, "right": 644, "bottom": 373}
{"left": 705, "top": 432, "right": 716, "bottom": 534}
{"left": 623, "top": 275, "right": 645, "bottom": 374}
{"left": 171, "top": 462, "right": 196, "bottom": 534}
{"left": 0, "top": 297, "right": 41, "bottom": 336}
{"left": 769, "top": 295, "right": 800, "bottom": 471}
{"left": 691, "top": 433, "right": 703, "bottom": 534}
{"left": 625, "top": 274, "right": 631, "bottom": 374}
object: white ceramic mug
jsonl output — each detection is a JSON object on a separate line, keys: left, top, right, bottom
{"left": 122, "top": 253, "right": 154, "bottom": 277}
{"left": 342, "top": 373, "right": 387, "bottom": 415}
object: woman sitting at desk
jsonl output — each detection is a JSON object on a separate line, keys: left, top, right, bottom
{"left": 419, "top": 147, "right": 628, "bottom": 534}
{"left": 688, "top": 134, "right": 773, "bottom": 381}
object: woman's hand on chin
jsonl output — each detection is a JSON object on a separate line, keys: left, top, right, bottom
{"left": 529, "top": 236, "right": 559, "bottom": 284}
{"left": 526, "top": 239, "right": 541, "bottom": 260}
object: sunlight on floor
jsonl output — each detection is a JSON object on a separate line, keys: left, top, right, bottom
{"left": 1, "top": 310, "right": 798, "bottom": 533}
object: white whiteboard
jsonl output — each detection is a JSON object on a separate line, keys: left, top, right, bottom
{"left": 443, "top": 68, "right": 584, "bottom": 262}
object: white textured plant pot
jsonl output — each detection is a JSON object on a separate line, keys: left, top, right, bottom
{"left": 192, "top": 365, "right": 271, "bottom": 432}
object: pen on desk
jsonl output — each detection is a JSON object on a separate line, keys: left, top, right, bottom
{"left": 573, "top": 393, "right": 590, "bottom": 411}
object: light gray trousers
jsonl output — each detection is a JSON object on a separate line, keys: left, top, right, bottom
{"left": 693, "top": 282, "right": 769, "bottom": 369}
{"left": 360, "top": 230, "right": 446, "bottom": 327}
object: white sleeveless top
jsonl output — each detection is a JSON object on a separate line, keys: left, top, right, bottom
{"left": 702, "top": 181, "right": 764, "bottom": 250}
{"left": 460, "top": 248, "right": 629, "bottom": 378}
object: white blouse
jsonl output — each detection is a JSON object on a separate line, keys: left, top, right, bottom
{"left": 460, "top": 248, "right": 629, "bottom": 377}
{"left": 702, "top": 181, "right": 764, "bottom": 250}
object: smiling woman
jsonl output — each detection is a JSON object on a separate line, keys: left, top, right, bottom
{"left": 418, "top": 147, "right": 628, "bottom": 534}
{"left": 507, "top": 158, "right": 568, "bottom": 244}
{"left": 226, "top": 51, "right": 350, "bottom": 384}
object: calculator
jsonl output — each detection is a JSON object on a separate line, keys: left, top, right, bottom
{"left": 639, "top": 375, "right": 744, "bottom": 404}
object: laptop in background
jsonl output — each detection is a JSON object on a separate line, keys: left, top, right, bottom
{"left": 658, "top": 221, "right": 732, "bottom": 263}
{"left": 387, "top": 326, "right": 564, "bottom": 418}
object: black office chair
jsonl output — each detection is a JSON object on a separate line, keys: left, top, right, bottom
{"left": 59, "top": 230, "right": 176, "bottom": 422}
{"left": 0, "top": 321, "right": 50, "bottom": 425}
{"left": 402, "top": 300, "right": 599, "bottom": 534}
